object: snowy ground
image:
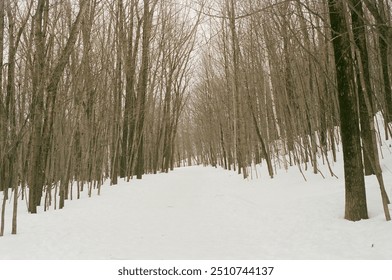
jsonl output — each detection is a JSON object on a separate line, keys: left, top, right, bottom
{"left": 1, "top": 127, "right": 392, "bottom": 259}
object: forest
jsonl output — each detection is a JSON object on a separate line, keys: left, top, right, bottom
{"left": 1, "top": 0, "right": 392, "bottom": 238}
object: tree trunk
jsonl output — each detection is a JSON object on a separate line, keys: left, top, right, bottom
{"left": 350, "top": 0, "right": 376, "bottom": 176}
{"left": 328, "top": 0, "right": 368, "bottom": 221}
{"left": 227, "top": 0, "right": 246, "bottom": 177}
{"left": 0, "top": 0, "right": 4, "bottom": 187}
{"left": 134, "top": 0, "right": 156, "bottom": 179}
{"left": 0, "top": 0, "right": 5, "bottom": 235}
{"left": 119, "top": 0, "right": 141, "bottom": 179}
{"left": 29, "top": 0, "right": 47, "bottom": 213}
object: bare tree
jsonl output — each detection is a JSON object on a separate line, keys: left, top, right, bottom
{"left": 328, "top": 0, "right": 368, "bottom": 221}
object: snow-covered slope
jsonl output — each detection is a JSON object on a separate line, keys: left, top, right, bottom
{"left": 0, "top": 147, "right": 391, "bottom": 259}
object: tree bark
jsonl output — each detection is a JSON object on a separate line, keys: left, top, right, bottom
{"left": 328, "top": 0, "right": 368, "bottom": 221}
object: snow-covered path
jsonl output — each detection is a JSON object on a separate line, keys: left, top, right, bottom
{"left": 1, "top": 162, "right": 391, "bottom": 259}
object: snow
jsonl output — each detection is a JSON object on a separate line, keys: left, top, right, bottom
{"left": 1, "top": 123, "right": 392, "bottom": 259}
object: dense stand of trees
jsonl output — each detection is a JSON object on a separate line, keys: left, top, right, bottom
{"left": 0, "top": 0, "right": 200, "bottom": 236}
{"left": 0, "top": 0, "right": 391, "bottom": 236}
{"left": 186, "top": 0, "right": 391, "bottom": 221}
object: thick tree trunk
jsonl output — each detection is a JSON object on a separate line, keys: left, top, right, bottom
{"left": 328, "top": 0, "right": 368, "bottom": 221}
